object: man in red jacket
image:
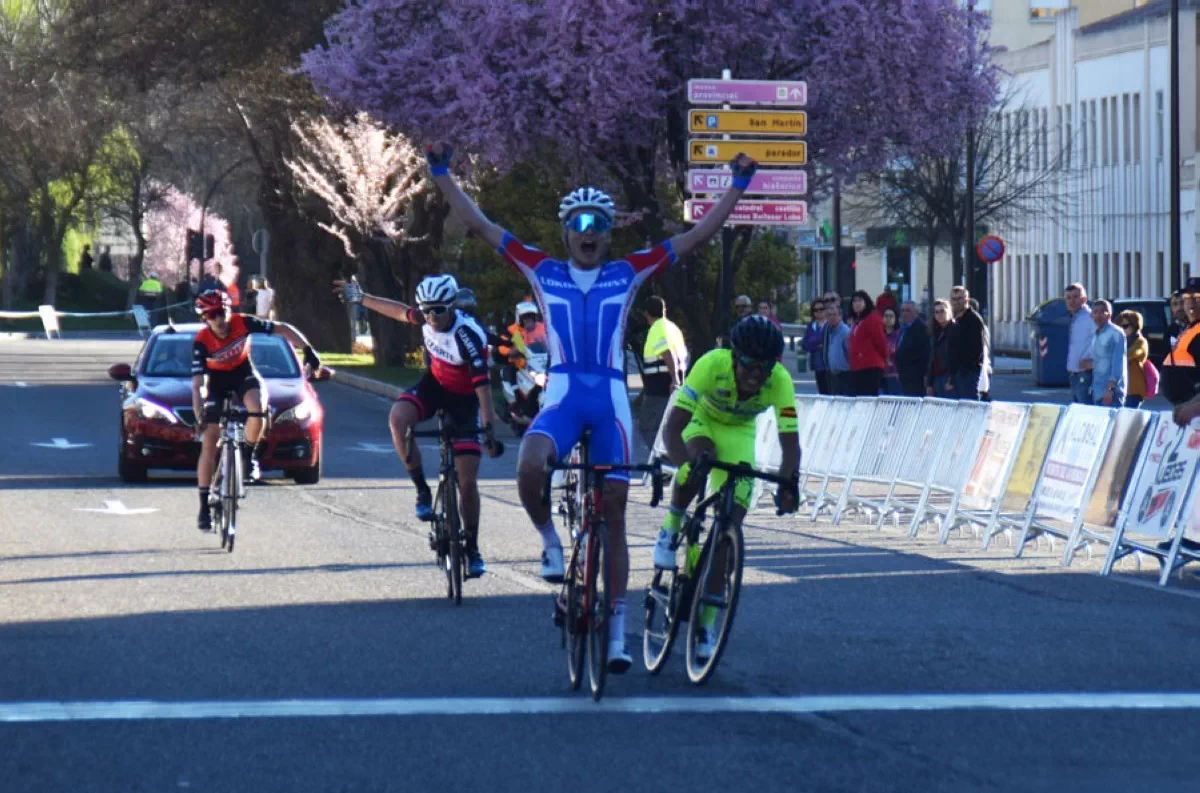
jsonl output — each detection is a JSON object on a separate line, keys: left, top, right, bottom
{"left": 848, "top": 290, "right": 888, "bottom": 396}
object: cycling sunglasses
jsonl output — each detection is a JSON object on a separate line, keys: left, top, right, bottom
{"left": 419, "top": 303, "right": 452, "bottom": 317}
{"left": 202, "top": 310, "right": 225, "bottom": 321}
{"left": 564, "top": 211, "right": 613, "bottom": 234}
{"left": 736, "top": 354, "right": 774, "bottom": 373}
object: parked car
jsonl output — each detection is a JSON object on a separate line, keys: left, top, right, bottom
{"left": 108, "top": 323, "right": 324, "bottom": 484}
{"left": 1109, "top": 297, "right": 1172, "bottom": 366}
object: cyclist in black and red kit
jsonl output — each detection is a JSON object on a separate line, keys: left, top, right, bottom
{"left": 333, "top": 275, "right": 502, "bottom": 578}
{"left": 191, "top": 289, "right": 322, "bottom": 530}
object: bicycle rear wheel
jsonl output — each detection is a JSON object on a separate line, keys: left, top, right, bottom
{"left": 211, "top": 446, "right": 227, "bottom": 549}
{"left": 586, "top": 521, "right": 611, "bottom": 701}
{"left": 565, "top": 533, "right": 586, "bottom": 691}
{"left": 685, "top": 521, "right": 743, "bottom": 685}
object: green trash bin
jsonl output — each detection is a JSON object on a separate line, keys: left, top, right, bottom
{"left": 795, "top": 351, "right": 808, "bottom": 374}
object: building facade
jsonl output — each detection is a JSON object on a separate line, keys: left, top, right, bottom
{"left": 989, "top": 4, "right": 1198, "bottom": 350}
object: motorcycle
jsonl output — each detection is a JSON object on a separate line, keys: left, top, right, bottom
{"left": 500, "top": 340, "right": 549, "bottom": 435}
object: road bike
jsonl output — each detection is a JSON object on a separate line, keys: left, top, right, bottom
{"left": 643, "top": 455, "right": 794, "bottom": 684}
{"left": 546, "top": 432, "right": 663, "bottom": 701}
{"left": 207, "top": 397, "right": 269, "bottom": 554}
{"left": 411, "top": 412, "right": 503, "bottom": 605}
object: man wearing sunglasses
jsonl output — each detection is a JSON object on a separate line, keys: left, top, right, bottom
{"left": 191, "top": 289, "right": 322, "bottom": 531}
{"left": 424, "top": 142, "right": 754, "bottom": 673}
{"left": 333, "top": 274, "right": 501, "bottom": 579}
{"left": 655, "top": 315, "right": 801, "bottom": 657}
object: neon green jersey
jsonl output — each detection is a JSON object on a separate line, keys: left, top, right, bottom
{"left": 674, "top": 348, "right": 798, "bottom": 432}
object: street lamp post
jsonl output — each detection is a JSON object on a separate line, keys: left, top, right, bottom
{"left": 965, "top": 0, "right": 979, "bottom": 307}
{"left": 1170, "top": 0, "right": 1183, "bottom": 292}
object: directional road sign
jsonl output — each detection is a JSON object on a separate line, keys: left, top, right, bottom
{"left": 687, "top": 139, "right": 807, "bottom": 166}
{"left": 685, "top": 200, "right": 808, "bottom": 227}
{"left": 687, "top": 79, "right": 807, "bottom": 107}
{"left": 686, "top": 169, "right": 807, "bottom": 197}
{"left": 688, "top": 109, "right": 807, "bottom": 136}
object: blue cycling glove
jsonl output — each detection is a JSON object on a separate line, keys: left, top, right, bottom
{"left": 729, "top": 154, "right": 758, "bottom": 190}
{"left": 425, "top": 145, "right": 453, "bottom": 176}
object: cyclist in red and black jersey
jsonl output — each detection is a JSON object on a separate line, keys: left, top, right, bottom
{"left": 191, "top": 289, "right": 322, "bottom": 531}
{"left": 333, "top": 274, "right": 501, "bottom": 578}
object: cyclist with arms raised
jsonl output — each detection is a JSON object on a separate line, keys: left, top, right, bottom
{"left": 192, "top": 289, "right": 322, "bottom": 530}
{"left": 333, "top": 274, "right": 501, "bottom": 578}
{"left": 655, "top": 315, "right": 801, "bottom": 659}
{"left": 425, "top": 142, "right": 756, "bottom": 672}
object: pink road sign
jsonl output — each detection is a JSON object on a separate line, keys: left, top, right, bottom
{"left": 687, "top": 79, "right": 807, "bottom": 107}
{"left": 686, "top": 169, "right": 807, "bottom": 196}
{"left": 685, "top": 200, "right": 808, "bottom": 226}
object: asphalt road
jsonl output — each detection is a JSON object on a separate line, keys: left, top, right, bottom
{"left": 3, "top": 339, "right": 1200, "bottom": 793}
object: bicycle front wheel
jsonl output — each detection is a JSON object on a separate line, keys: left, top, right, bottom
{"left": 223, "top": 446, "right": 239, "bottom": 554}
{"left": 586, "top": 521, "right": 611, "bottom": 701}
{"left": 685, "top": 520, "right": 744, "bottom": 685}
{"left": 445, "top": 475, "right": 462, "bottom": 607}
{"left": 564, "top": 534, "right": 586, "bottom": 691}
{"left": 643, "top": 566, "right": 681, "bottom": 675}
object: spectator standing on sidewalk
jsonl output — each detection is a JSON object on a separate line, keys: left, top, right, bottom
{"left": 1168, "top": 289, "right": 1188, "bottom": 348}
{"left": 970, "top": 297, "right": 992, "bottom": 401}
{"left": 1162, "top": 278, "right": 1200, "bottom": 407}
{"left": 757, "top": 298, "right": 782, "bottom": 328}
{"left": 947, "top": 286, "right": 986, "bottom": 400}
{"left": 824, "top": 302, "right": 851, "bottom": 396}
{"left": 881, "top": 306, "right": 901, "bottom": 395}
{"left": 1118, "top": 310, "right": 1149, "bottom": 408}
{"left": 927, "top": 300, "right": 955, "bottom": 397}
{"left": 802, "top": 299, "right": 830, "bottom": 394}
{"left": 894, "top": 301, "right": 930, "bottom": 397}
{"left": 1064, "top": 283, "right": 1095, "bottom": 403}
{"left": 717, "top": 295, "right": 754, "bottom": 348}
{"left": 848, "top": 290, "right": 887, "bottom": 396}
{"left": 1087, "top": 300, "right": 1126, "bottom": 407}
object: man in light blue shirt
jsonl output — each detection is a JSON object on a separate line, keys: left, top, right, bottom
{"left": 824, "top": 302, "right": 852, "bottom": 396}
{"left": 1064, "top": 283, "right": 1095, "bottom": 403}
{"left": 1088, "top": 299, "right": 1126, "bottom": 406}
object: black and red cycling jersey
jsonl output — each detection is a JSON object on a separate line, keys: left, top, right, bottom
{"left": 405, "top": 308, "right": 490, "bottom": 395}
{"left": 192, "top": 314, "right": 275, "bottom": 375}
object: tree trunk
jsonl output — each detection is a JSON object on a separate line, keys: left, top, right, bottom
{"left": 361, "top": 237, "right": 409, "bottom": 367}
{"left": 263, "top": 206, "right": 352, "bottom": 352}
{"left": 926, "top": 236, "right": 937, "bottom": 317}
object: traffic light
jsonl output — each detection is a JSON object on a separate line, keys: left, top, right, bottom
{"left": 186, "top": 229, "right": 203, "bottom": 262}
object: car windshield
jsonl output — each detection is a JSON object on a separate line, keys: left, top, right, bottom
{"left": 141, "top": 334, "right": 301, "bottom": 379}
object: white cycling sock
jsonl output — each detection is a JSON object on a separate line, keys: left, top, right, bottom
{"left": 536, "top": 519, "right": 560, "bottom": 551}
{"left": 609, "top": 598, "right": 626, "bottom": 644}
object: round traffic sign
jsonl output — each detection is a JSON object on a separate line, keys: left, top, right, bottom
{"left": 976, "top": 234, "right": 1005, "bottom": 264}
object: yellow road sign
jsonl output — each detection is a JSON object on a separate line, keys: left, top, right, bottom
{"left": 687, "top": 139, "right": 808, "bottom": 165}
{"left": 688, "top": 110, "right": 807, "bottom": 136}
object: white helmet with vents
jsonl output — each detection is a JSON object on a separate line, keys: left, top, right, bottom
{"left": 415, "top": 274, "right": 459, "bottom": 307}
{"left": 516, "top": 301, "right": 540, "bottom": 319}
{"left": 557, "top": 187, "right": 615, "bottom": 224}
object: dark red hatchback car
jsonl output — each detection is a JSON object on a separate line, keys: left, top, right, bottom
{"left": 108, "top": 323, "right": 324, "bottom": 483}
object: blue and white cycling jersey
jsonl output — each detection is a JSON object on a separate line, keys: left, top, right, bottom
{"left": 497, "top": 232, "right": 678, "bottom": 474}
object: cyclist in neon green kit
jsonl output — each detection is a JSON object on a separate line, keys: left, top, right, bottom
{"left": 655, "top": 315, "right": 801, "bottom": 658}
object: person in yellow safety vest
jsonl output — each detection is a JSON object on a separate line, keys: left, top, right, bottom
{"left": 638, "top": 295, "right": 688, "bottom": 452}
{"left": 510, "top": 301, "right": 546, "bottom": 365}
{"left": 1166, "top": 278, "right": 1200, "bottom": 416}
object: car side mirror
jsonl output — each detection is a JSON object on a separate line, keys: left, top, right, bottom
{"left": 108, "top": 363, "right": 134, "bottom": 382}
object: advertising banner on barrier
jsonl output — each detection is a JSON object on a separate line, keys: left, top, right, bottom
{"left": 1036, "top": 405, "right": 1112, "bottom": 523}
{"left": 961, "top": 403, "right": 1028, "bottom": 511}
{"left": 1001, "top": 405, "right": 1063, "bottom": 513}
{"left": 1083, "top": 410, "right": 1154, "bottom": 528}
{"left": 1121, "top": 415, "right": 1200, "bottom": 539}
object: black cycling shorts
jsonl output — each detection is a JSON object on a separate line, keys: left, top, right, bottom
{"left": 398, "top": 372, "right": 481, "bottom": 456}
{"left": 203, "top": 364, "right": 267, "bottom": 424}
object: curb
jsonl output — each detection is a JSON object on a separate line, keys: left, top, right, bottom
{"left": 0, "top": 331, "right": 144, "bottom": 341}
{"left": 330, "top": 370, "right": 405, "bottom": 400}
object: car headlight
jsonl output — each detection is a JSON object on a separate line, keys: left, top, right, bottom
{"left": 276, "top": 400, "right": 314, "bottom": 424}
{"left": 124, "top": 397, "right": 179, "bottom": 424}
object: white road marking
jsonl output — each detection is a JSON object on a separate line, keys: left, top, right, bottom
{"left": 14, "top": 381, "right": 27, "bottom": 388}
{"left": 74, "top": 500, "right": 159, "bottom": 516}
{"left": 350, "top": 442, "right": 395, "bottom": 454}
{"left": 31, "top": 437, "right": 91, "bottom": 449}
{"left": 3, "top": 692, "right": 1200, "bottom": 723}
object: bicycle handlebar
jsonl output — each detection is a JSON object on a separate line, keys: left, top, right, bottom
{"left": 689, "top": 454, "right": 793, "bottom": 488}
{"left": 541, "top": 457, "right": 665, "bottom": 508}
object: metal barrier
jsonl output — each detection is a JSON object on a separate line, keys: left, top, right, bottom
{"left": 0, "top": 300, "right": 191, "bottom": 339}
{"left": 831, "top": 397, "right": 923, "bottom": 525}
{"left": 941, "top": 402, "right": 1032, "bottom": 545}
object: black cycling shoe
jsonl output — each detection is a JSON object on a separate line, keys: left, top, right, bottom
{"left": 415, "top": 489, "right": 434, "bottom": 522}
{"left": 197, "top": 510, "right": 212, "bottom": 532}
